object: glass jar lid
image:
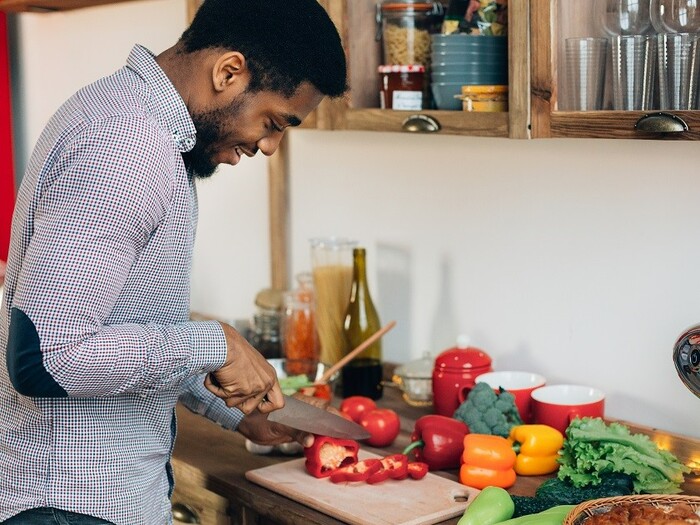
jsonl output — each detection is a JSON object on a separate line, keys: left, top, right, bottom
{"left": 461, "top": 85, "right": 508, "bottom": 95}
{"left": 378, "top": 64, "right": 426, "bottom": 73}
{"left": 380, "top": 0, "right": 442, "bottom": 13}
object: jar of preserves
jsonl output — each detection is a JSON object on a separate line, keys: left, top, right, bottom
{"left": 378, "top": 64, "right": 426, "bottom": 110}
{"left": 460, "top": 85, "right": 508, "bottom": 112}
{"left": 376, "top": 0, "right": 444, "bottom": 66}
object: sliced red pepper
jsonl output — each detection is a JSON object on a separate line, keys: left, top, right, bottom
{"left": 329, "top": 458, "right": 382, "bottom": 483}
{"left": 402, "top": 415, "right": 468, "bottom": 471}
{"left": 407, "top": 461, "right": 429, "bottom": 480}
{"left": 366, "top": 466, "right": 391, "bottom": 484}
{"left": 304, "top": 436, "right": 359, "bottom": 478}
{"left": 367, "top": 454, "right": 409, "bottom": 484}
{"left": 382, "top": 453, "right": 409, "bottom": 480}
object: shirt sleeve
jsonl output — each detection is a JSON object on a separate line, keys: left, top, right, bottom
{"left": 179, "top": 374, "right": 244, "bottom": 430}
{"left": 7, "top": 115, "right": 227, "bottom": 397}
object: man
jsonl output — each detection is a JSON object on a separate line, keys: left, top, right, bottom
{"left": 0, "top": 1, "right": 347, "bottom": 523}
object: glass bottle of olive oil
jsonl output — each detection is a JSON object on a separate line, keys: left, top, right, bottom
{"left": 341, "top": 247, "right": 383, "bottom": 399}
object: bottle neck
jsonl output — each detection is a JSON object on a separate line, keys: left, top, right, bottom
{"left": 351, "top": 248, "right": 369, "bottom": 298}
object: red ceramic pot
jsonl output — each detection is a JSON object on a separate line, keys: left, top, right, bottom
{"left": 431, "top": 342, "right": 492, "bottom": 417}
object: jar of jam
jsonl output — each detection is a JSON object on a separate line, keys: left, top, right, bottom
{"left": 460, "top": 85, "right": 509, "bottom": 112}
{"left": 376, "top": 0, "right": 444, "bottom": 66}
{"left": 378, "top": 64, "right": 426, "bottom": 110}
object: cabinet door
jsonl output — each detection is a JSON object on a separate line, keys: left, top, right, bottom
{"left": 172, "top": 459, "right": 231, "bottom": 525}
{"left": 323, "top": 0, "right": 530, "bottom": 138}
{"left": 531, "top": 0, "right": 700, "bottom": 140}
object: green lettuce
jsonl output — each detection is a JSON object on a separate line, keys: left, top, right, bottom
{"left": 557, "top": 417, "right": 690, "bottom": 494}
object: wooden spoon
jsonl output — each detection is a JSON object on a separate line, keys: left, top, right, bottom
{"left": 314, "top": 320, "right": 397, "bottom": 386}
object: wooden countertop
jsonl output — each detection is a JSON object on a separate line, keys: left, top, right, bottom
{"left": 172, "top": 383, "right": 700, "bottom": 525}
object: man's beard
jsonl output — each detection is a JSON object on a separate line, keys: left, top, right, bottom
{"left": 182, "top": 96, "right": 245, "bottom": 179}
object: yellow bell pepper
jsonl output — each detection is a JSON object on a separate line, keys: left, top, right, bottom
{"left": 509, "top": 424, "right": 564, "bottom": 476}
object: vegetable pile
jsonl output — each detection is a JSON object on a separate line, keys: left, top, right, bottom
{"left": 453, "top": 382, "right": 523, "bottom": 437}
{"left": 557, "top": 417, "right": 690, "bottom": 494}
{"left": 456, "top": 485, "right": 575, "bottom": 525}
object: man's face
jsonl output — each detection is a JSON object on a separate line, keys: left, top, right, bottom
{"left": 183, "top": 81, "right": 323, "bottom": 179}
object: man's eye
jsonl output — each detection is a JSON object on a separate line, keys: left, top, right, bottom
{"left": 269, "top": 121, "right": 284, "bottom": 133}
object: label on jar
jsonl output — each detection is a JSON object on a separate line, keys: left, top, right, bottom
{"left": 392, "top": 90, "right": 423, "bottom": 110}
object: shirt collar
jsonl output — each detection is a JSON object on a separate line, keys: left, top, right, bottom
{"left": 126, "top": 44, "right": 196, "bottom": 153}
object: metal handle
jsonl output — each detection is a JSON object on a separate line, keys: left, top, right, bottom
{"left": 402, "top": 114, "right": 441, "bottom": 133}
{"left": 634, "top": 112, "right": 689, "bottom": 133}
{"left": 172, "top": 503, "right": 200, "bottom": 524}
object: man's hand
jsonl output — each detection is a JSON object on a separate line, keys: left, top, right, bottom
{"left": 238, "top": 393, "right": 338, "bottom": 448}
{"left": 204, "top": 322, "right": 283, "bottom": 415}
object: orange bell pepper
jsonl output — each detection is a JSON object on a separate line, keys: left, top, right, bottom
{"left": 459, "top": 434, "right": 517, "bottom": 489}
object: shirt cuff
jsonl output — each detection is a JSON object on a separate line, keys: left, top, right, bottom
{"left": 186, "top": 320, "right": 227, "bottom": 375}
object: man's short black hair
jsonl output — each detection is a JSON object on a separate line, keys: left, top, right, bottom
{"left": 180, "top": 0, "right": 348, "bottom": 98}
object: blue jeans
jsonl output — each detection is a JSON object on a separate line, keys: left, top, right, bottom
{"left": 1, "top": 508, "right": 114, "bottom": 525}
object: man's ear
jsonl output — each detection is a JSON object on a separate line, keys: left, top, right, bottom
{"left": 212, "top": 51, "right": 248, "bottom": 93}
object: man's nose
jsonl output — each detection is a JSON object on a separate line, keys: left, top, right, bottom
{"left": 257, "top": 132, "right": 284, "bottom": 157}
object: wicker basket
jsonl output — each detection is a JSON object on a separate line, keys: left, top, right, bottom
{"left": 563, "top": 494, "right": 700, "bottom": 525}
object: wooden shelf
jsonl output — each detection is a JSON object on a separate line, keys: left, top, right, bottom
{"left": 0, "top": 0, "right": 140, "bottom": 13}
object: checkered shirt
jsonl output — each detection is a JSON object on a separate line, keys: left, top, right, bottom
{"left": 0, "top": 45, "right": 244, "bottom": 525}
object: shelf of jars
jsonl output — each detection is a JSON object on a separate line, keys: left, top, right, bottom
{"left": 531, "top": 0, "right": 700, "bottom": 140}
{"left": 324, "top": 0, "right": 529, "bottom": 139}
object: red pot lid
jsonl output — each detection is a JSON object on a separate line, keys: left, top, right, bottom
{"left": 434, "top": 344, "right": 492, "bottom": 371}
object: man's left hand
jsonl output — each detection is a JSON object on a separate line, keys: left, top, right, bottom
{"left": 237, "top": 393, "right": 335, "bottom": 448}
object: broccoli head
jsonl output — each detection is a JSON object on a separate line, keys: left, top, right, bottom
{"left": 453, "top": 382, "right": 523, "bottom": 437}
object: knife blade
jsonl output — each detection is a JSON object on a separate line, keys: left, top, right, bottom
{"left": 267, "top": 395, "right": 371, "bottom": 440}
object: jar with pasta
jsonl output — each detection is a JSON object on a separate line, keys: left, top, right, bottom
{"left": 377, "top": 0, "right": 444, "bottom": 66}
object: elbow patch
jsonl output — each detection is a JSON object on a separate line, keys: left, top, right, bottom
{"left": 6, "top": 307, "right": 67, "bottom": 397}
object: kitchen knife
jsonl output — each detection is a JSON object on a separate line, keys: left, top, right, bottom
{"left": 267, "top": 395, "right": 371, "bottom": 440}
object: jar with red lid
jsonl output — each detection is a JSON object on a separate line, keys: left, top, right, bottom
{"left": 376, "top": 0, "right": 444, "bottom": 66}
{"left": 431, "top": 338, "right": 493, "bottom": 416}
{"left": 378, "top": 64, "right": 426, "bottom": 110}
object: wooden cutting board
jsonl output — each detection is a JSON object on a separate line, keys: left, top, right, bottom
{"left": 245, "top": 451, "right": 479, "bottom": 525}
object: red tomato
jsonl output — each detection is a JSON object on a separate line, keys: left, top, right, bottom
{"left": 358, "top": 408, "right": 401, "bottom": 447}
{"left": 339, "top": 396, "right": 376, "bottom": 423}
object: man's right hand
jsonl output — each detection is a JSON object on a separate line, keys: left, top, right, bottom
{"left": 204, "top": 322, "right": 284, "bottom": 415}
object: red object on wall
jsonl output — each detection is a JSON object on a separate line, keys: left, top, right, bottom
{"left": 0, "top": 12, "right": 15, "bottom": 262}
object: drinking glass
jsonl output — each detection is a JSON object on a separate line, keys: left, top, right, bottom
{"left": 596, "top": 0, "right": 653, "bottom": 36}
{"left": 651, "top": 0, "right": 700, "bottom": 33}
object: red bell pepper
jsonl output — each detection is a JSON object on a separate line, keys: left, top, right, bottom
{"left": 402, "top": 415, "right": 468, "bottom": 470}
{"left": 329, "top": 458, "right": 382, "bottom": 483}
{"left": 367, "top": 453, "right": 409, "bottom": 484}
{"left": 304, "top": 436, "right": 359, "bottom": 478}
{"left": 407, "top": 461, "right": 429, "bottom": 480}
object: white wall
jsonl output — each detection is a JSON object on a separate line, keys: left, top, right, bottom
{"left": 9, "top": 2, "right": 700, "bottom": 438}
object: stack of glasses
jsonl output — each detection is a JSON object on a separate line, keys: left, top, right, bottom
{"left": 430, "top": 34, "right": 508, "bottom": 110}
{"left": 565, "top": 0, "right": 700, "bottom": 111}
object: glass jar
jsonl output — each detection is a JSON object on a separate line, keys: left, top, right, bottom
{"left": 377, "top": 0, "right": 444, "bottom": 66}
{"left": 378, "top": 64, "right": 426, "bottom": 110}
{"left": 460, "top": 85, "right": 508, "bottom": 112}
{"left": 282, "top": 272, "right": 320, "bottom": 365}
{"left": 250, "top": 288, "right": 283, "bottom": 359}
